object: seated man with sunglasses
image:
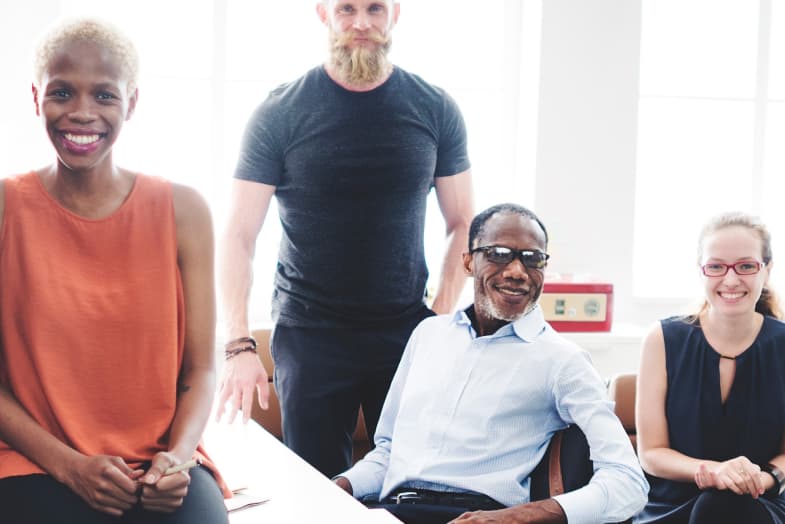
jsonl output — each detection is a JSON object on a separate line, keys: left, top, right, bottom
{"left": 334, "top": 203, "right": 648, "bottom": 524}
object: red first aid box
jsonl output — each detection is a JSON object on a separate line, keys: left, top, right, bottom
{"left": 540, "top": 278, "right": 613, "bottom": 332}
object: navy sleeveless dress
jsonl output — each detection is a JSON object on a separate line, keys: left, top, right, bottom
{"left": 635, "top": 316, "right": 785, "bottom": 523}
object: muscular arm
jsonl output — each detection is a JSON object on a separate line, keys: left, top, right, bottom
{"left": 430, "top": 170, "right": 474, "bottom": 314}
{"left": 216, "top": 179, "right": 275, "bottom": 422}
{"left": 220, "top": 179, "right": 275, "bottom": 340}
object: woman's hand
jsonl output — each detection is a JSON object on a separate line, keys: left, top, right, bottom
{"left": 695, "top": 457, "right": 765, "bottom": 497}
{"left": 64, "top": 454, "right": 143, "bottom": 516}
{"left": 139, "top": 451, "right": 192, "bottom": 513}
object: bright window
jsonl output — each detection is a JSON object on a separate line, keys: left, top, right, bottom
{"left": 1, "top": 1, "right": 541, "bottom": 323}
{"left": 634, "top": 0, "right": 785, "bottom": 298}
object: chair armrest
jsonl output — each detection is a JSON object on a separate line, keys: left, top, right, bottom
{"left": 530, "top": 425, "right": 631, "bottom": 523}
{"left": 531, "top": 425, "right": 593, "bottom": 501}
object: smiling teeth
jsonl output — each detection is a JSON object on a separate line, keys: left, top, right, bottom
{"left": 721, "top": 292, "right": 745, "bottom": 299}
{"left": 64, "top": 133, "right": 100, "bottom": 145}
{"left": 498, "top": 288, "right": 526, "bottom": 296}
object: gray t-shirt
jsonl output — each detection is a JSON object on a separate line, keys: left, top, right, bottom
{"left": 234, "top": 66, "right": 470, "bottom": 328}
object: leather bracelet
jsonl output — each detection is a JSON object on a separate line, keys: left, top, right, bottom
{"left": 224, "top": 345, "right": 257, "bottom": 360}
{"left": 224, "top": 336, "right": 257, "bottom": 351}
{"left": 762, "top": 463, "right": 785, "bottom": 498}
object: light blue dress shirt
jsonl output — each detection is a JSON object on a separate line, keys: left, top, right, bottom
{"left": 341, "top": 305, "right": 648, "bottom": 524}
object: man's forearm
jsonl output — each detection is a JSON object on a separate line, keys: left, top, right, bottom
{"left": 220, "top": 238, "right": 255, "bottom": 339}
{"left": 451, "top": 499, "right": 566, "bottom": 524}
{"left": 430, "top": 222, "right": 469, "bottom": 314}
{"left": 512, "top": 499, "right": 567, "bottom": 523}
{"left": 219, "top": 180, "right": 274, "bottom": 340}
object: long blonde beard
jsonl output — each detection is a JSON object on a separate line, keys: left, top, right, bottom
{"left": 328, "top": 28, "right": 392, "bottom": 85}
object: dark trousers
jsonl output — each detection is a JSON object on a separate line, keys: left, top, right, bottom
{"left": 688, "top": 491, "right": 773, "bottom": 524}
{"left": 272, "top": 307, "right": 432, "bottom": 478}
{"left": 366, "top": 503, "right": 471, "bottom": 524}
{"left": 366, "top": 490, "right": 505, "bottom": 524}
{"left": 0, "top": 466, "right": 228, "bottom": 524}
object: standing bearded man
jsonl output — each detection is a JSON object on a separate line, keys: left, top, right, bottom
{"left": 217, "top": 0, "right": 475, "bottom": 478}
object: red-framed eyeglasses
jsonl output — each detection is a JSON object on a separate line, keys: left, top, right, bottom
{"left": 701, "top": 260, "right": 765, "bottom": 277}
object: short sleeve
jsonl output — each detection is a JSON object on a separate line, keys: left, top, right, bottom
{"left": 434, "top": 91, "right": 470, "bottom": 178}
{"left": 233, "top": 95, "right": 287, "bottom": 186}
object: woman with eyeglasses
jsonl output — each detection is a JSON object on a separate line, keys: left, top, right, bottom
{"left": 635, "top": 212, "right": 785, "bottom": 523}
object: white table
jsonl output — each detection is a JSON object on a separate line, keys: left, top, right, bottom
{"left": 203, "top": 417, "right": 400, "bottom": 523}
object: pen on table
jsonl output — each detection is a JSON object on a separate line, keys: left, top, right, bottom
{"left": 164, "top": 459, "right": 200, "bottom": 476}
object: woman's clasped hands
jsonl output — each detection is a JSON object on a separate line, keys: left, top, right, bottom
{"left": 63, "top": 451, "right": 191, "bottom": 516}
{"left": 694, "top": 457, "right": 767, "bottom": 498}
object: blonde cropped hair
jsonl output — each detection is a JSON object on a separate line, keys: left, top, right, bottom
{"left": 33, "top": 17, "right": 139, "bottom": 93}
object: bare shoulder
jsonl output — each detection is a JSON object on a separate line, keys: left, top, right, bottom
{"left": 642, "top": 321, "right": 665, "bottom": 351}
{"left": 638, "top": 321, "right": 667, "bottom": 388}
{"left": 170, "top": 183, "right": 212, "bottom": 229}
{"left": 169, "top": 183, "right": 213, "bottom": 257}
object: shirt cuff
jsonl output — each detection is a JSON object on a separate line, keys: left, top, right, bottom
{"left": 552, "top": 478, "right": 647, "bottom": 524}
{"left": 336, "top": 462, "right": 384, "bottom": 501}
{"left": 552, "top": 485, "right": 604, "bottom": 524}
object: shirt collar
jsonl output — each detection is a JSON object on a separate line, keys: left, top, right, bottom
{"left": 454, "top": 304, "right": 547, "bottom": 342}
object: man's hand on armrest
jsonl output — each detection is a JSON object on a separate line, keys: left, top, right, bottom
{"left": 448, "top": 498, "right": 567, "bottom": 524}
{"left": 334, "top": 476, "right": 353, "bottom": 496}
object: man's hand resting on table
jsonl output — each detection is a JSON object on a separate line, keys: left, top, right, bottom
{"left": 449, "top": 499, "right": 567, "bottom": 524}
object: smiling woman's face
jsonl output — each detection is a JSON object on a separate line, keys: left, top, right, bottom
{"left": 36, "top": 39, "right": 136, "bottom": 174}
{"left": 700, "top": 224, "right": 769, "bottom": 319}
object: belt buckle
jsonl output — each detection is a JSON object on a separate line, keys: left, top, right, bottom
{"left": 395, "top": 491, "right": 421, "bottom": 504}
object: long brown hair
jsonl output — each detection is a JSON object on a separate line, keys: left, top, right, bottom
{"left": 687, "top": 211, "right": 782, "bottom": 322}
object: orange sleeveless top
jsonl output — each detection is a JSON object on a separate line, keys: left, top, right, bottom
{"left": 0, "top": 172, "right": 227, "bottom": 495}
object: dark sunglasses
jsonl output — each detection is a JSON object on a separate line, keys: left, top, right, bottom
{"left": 470, "top": 245, "right": 550, "bottom": 269}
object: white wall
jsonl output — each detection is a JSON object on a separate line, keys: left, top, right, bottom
{"left": 535, "top": 0, "right": 695, "bottom": 334}
{"left": 2, "top": 1, "right": 698, "bottom": 376}
{"left": 0, "top": 3, "right": 59, "bottom": 177}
